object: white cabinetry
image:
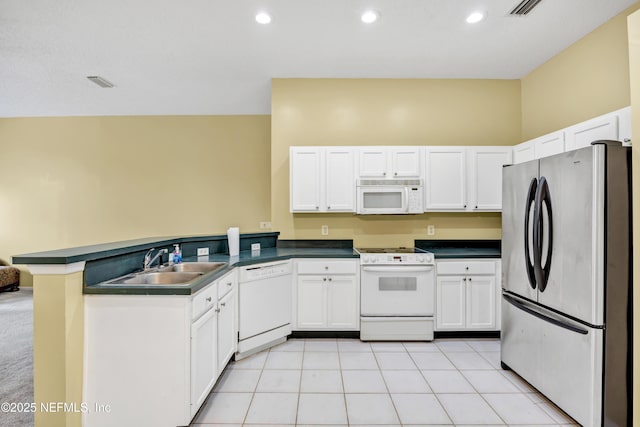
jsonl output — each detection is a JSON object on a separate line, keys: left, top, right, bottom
{"left": 424, "top": 147, "right": 466, "bottom": 210}
{"left": 425, "top": 147, "right": 511, "bottom": 212}
{"left": 290, "top": 147, "right": 355, "bottom": 212}
{"left": 565, "top": 111, "right": 619, "bottom": 151}
{"left": 514, "top": 107, "right": 632, "bottom": 165}
{"left": 84, "top": 269, "right": 240, "bottom": 427}
{"left": 468, "top": 147, "right": 512, "bottom": 211}
{"left": 358, "top": 147, "right": 421, "bottom": 178}
{"left": 435, "top": 260, "right": 501, "bottom": 331}
{"left": 191, "top": 305, "right": 217, "bottom": 413}
{"left": 216, "top": 269, "right": 237, "bottom": 373}
{"left": 295, "top": 259, "right": 359, "bottom": 330}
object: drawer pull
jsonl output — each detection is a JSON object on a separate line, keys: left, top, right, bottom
{"left": 206, "top": 297, "right": 212, "bottom": 302}
{"left": 221, "top": 302, "right": 226, "bottom": 307}
{"left": 215, "top": 308, "right": 220, "bottom": 313}
{"left": 328, "top": 277, "right": 332, "bottom": 281}
{"left": 227, "top": 282, "right": 232, "bottom": 286}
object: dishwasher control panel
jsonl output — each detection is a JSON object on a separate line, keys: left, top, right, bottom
{"left": 239, "top": 260, "right": 292, "bottom": 282}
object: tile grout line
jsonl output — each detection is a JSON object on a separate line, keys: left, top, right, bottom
{"left": 335, "top": 339, "right": 351, "bottom": 427}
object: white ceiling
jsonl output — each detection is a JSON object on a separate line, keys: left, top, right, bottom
{"left": 0, "top": 0, "right": 636, "bottom": 117}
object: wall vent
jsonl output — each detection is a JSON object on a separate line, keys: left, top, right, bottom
{"left": 87, "top": 76, "right": 114, "bottom": 88}
{"left": 509, "top": 0, "right": 543, "bottom": 15}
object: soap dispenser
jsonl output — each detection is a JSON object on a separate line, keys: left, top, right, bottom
{"left": 173, "top": 244, "right": 182, "bottom": 263}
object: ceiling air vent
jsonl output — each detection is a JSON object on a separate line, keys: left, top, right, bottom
{"left": 509, "top": 0, "right": 543, "bottom": 16}
{"left": 87, "top": 76, "right": 114, "bottom": 88}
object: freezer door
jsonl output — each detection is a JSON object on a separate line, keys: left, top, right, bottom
{"left": 501, "top": 293, "right": 603, "bottom": 427}
{"left": 537, "top": 146, "right": 604, "bottom": 325}
{"left": 501, "top": 160, "right": 538, "bottom": 302}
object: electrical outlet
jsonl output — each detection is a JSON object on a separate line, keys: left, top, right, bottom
{"left": 321, "top": 225, "right": 329, "bottom": 236}
{"left": 197, "top": 247, "right": 210, "bottom": 256}
{"left": 259, "top": 221, "right": 272, "bottom": 229}
{"left": 427, "top": 225, "right": 435, "bottom": 236}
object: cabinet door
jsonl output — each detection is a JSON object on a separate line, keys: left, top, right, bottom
{"left": 359, "top": 148, "right": 389, "bottom": 178}
{"left": 327, "top": 276, "right": 359, "bottom": 330}
{"left": 217, "top": 289, "right": 236, "bottom": 373}
{"left": 533, "top": 131, "right": 565, "bottom": 159}
{"left": 566, "top": 112, "right": 619, "bottom": 151}
{"left": 466, "top": 276, "right": 496, "bottom": 329}
{"left": 391, "top": 147, "right": 421, "bottom": 177}
{"left": 191, "top": 309, "right": 217, "bottom": 413}
{"left": 290, "top": 147, "right": 322, "bottom": 212}
{"left": 425, "top": 147, "right": 466, "bottom": 210}
{"left": 436, "top": 276, "right": 465, "bottom": 330}
{"left": 513, "top": 141, "right": 535, "bottom": 164}
{"left": 468, "top": 147, "right": 512, "bottom": 211}
{"left": 325, "top": 148, "right": 355, "bottom": 211}
{"left": 296, "top": 276, "right": 327, "bottom": 329}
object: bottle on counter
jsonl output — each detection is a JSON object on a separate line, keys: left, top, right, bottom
{"left": 173, "top": 244, "right": 182, "bottom": 263}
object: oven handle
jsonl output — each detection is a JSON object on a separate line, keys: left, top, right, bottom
{"left": 362, "top": 266, "right": 434, "bottom": 273}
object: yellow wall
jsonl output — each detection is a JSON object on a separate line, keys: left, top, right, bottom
{"left": 0, "top": 115, "right": 271, "bottom": 285}
{"left": 521, "top": 2, "right": 640, "bottom": 140}
{"left": 627, "top": 8, "right": 640, "bottom": 425}
{"left": 271, "top": 79, "right": 521, "bottom": 246}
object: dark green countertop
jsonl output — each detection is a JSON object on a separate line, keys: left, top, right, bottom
{"left": 84, "top": 247, "right": 359, "bottom": 295}
{"left": 12, "top": 232, "right": 280, "bottom": 265}
{"left": 415, "top": 239, "right": 501, "bottom": 259}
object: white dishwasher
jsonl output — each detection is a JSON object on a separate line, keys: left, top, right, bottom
{"left": 237, "top": 260, "right": 292, "bottom": 359}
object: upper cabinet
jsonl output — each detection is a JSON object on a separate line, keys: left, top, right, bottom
{"left": 513, "top": 107, "right": 632, "bottom": 164}
{"left": 290, "top": 147, "right": 355, "bottom": 213}
{"left": 424, "top": 147, "right": 466, "bottom": 210}
{"left": 424, "top": 146, "right": 511, "bottom": 212}
{"left": 467, "top": 147, "right": 513, "bottom": 211}
{"left": 565, "top": 112, "right": 618, "bottom": 151}
{"left": 358, "top": 147, "right": 421, "bottom": 178}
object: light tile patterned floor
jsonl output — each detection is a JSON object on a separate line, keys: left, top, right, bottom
{"left": 190, "top": 338, "right": 578, "bottom": 426}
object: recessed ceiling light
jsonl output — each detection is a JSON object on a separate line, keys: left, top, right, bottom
{"left": 361, "top": 10, "right": 379, "bottom": 24}
{"left": 255, "top": 12, "right": 271, "bottom": 24}
{"left": 87, "top": 76, "right": 114, "bottom": 88}
{"left": 466, "top": 11, "right": 485, "bottom": 24}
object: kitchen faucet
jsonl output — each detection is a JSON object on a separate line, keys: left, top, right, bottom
{"left": 143, "top": 248, "right": 168, "bottom": 270}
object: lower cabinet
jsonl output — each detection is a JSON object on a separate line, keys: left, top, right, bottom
{"left": 295, "top": 259, "right": 360, "bottom": 330}
{"left": 435, "top": 260, "right": 501, "bottom": 331}
{"left": 191, "top": 307, "right": 218, "bottom": 412}
{"left": 84, "top": 269, "right": 238, "bottom": 427}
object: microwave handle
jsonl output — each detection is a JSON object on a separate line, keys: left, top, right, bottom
{"left": 404, "top": 187, "right": 409, "bottom": 212}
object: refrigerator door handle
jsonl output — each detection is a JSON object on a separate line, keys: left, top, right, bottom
{"left": 533, "top": 176, "right": 553, "bottom": 292}
{"left": 503, "top": 293, "right": 588, "bottom": 335}
{"left": 524, "top": 178, "right": 538, "bottom": 290}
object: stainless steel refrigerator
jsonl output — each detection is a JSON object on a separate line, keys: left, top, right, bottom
{"left": 501, "top": 141, "right": 632, "bottom": 427}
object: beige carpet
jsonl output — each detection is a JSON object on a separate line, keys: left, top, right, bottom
{"left": 0, "top": 287, "right": 33, "bottom": 427}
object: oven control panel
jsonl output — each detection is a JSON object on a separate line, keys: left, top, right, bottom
{"left": 360, "top": 252, "right": 434, "bottom": 265}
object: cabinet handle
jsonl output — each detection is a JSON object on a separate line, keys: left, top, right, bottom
{"left": 227, "top": 282, "right": 232, "bottom": 287}
{"left": 469, "top": 277, "right": 472, "bottom": 281}
{"left": 325, "top": 266, "right": 329, "bottom": 270}
{"left": 316, "top": 206, "right": 319, "bottom": 210}
{"left": 215, "top": 308, "right": 220, "bottom": 313}
{"left": 323, "top": 277, "right": 327, "bottom": 281}
{"left": 383, "top": 172, "right": 387, "bottom": 176}
{"left": 463, "top": 277, "right": 467, "bottom": 281}
{"left": 465, "top": 266, "right": 469, "bottom": 270}
{"left": 327, "top": 205, "right": 331, "bottom": 209}
{"left": 206, "top": 297, "right": 212, "bottom": 302}
{"left": 475, "top": 205, "right": 478, "bottom": 209}
{"left": 221, "top": 302, "right": 226, "bottom": 307}
{"left": 328, "top": 277, "right": 332, "bottom": 281}
{"left": 394, "top": 172, "right": 398, "bottom": 176}
{"left": 624, "top": 138, "right": 631, "bottom": 143}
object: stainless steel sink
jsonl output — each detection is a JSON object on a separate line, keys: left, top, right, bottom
{"left": 159, "top": 262, "right": 227, "bottom": 274}
{"left": 101, "top": 261, "right": 228, "bottom": 286}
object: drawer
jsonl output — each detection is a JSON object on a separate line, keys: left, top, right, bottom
{"left": 192, "top": 282, "right": 217, "bottom": 320}
{"left": 437, "top": 261, "right": 495, "bottom": 276}
{"left": 217, "top": 269, "right": 237, "bottom": 299}
{"left": 297, "top": 260, "right": 358, "bottom": 275}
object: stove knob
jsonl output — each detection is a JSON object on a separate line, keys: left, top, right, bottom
{"left": 417, "top": 255, "right": 425, "bottom": 262}
{"left": 362, "top": 257, "right": 369, "bottom": 264}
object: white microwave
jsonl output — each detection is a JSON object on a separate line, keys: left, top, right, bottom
{"left": 356, "top": 179, "right": 424, "bottom": 214}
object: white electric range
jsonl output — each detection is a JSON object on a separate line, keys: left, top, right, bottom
{"left": 356, "top": 247, "right": 436, "bottom": 341}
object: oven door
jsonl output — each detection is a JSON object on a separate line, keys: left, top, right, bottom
{"left": 360, "top": 265, "right": 435, "bottom": 316}
{"left": 357, "top": 186, "right": 408, "bottom": 214}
